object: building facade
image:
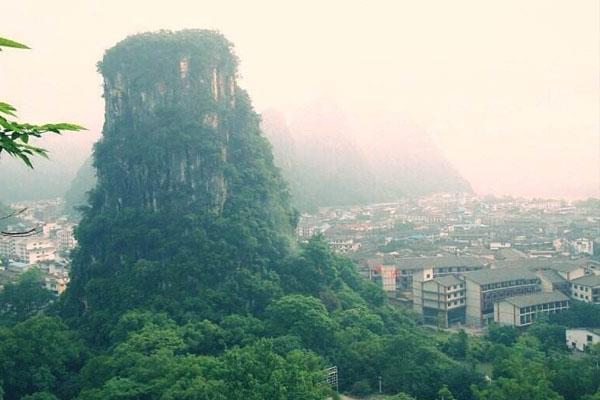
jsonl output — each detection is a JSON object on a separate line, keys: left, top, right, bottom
{"left": 494, "top": 291, "right": 569, "bottom": 327}
{"left": 566, "top": 328, "right": 600, "bottom": 351}
{"left": 570, "top": 275, "right": 600, "bottom": 304}
{"left": 464, "top": 268, "right": 541, "bottom": 328}
{"left": 394, "top": 256, "right": 485, "bottom": 290}
{"left": 413, "top": 274, "right": 466, "bottom": 328}
{"left": 14, "top": 238, "right": 56, "bottom": 264}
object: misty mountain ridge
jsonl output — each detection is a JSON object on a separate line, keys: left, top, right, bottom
{"left": 261, "top": 101, "right": 472, "bottom": 211}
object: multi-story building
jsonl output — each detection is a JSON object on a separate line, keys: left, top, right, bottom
{"left": 495, "top": 259, "right": 587, "bottom": 281}
{"left": 570, "top": 275, "right": 600, "bottom": 304}
{"left": 413, "top": 274, "right": 466, "bottom": 328}
{"left": 463, "top": 268, "right": 541, "bottom": 328}
{"left": 494, "top": 291, "right": 569, "bottom": 327}
{"left": 394, "top": 256, "right": 485, "bottom": 290}
{"left": 14, "top": 238, "right": 56, "bottom": 264}
{"left": 571, "top": 238, "right": 594, "bottom": 255}
{"left": 548, "top": 262, "right": 587, "bottom": 281}
{"left": 0, "top": 237, "right": 15, "bottom": 259}
{"left": 57, "top": 226, "right": 77, "bottom": 252}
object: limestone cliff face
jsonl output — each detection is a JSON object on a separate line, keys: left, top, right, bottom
{"left": 62, "top": 31, "right": 296, "bottom": 330}
{"left": 96, "top": 30, "right": 238, "bottom": 215}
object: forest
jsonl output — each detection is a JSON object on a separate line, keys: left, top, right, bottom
{"left": 0, "top": 30, "right": 599, "bottom": 400}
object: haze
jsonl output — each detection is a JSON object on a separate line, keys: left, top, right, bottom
{"left": 2, "top": 0, "right": 599, "bottom": 199}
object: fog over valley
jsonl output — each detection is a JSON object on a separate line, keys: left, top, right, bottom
{"left": 2, "top": 0, "right": 598, "bottom": 201}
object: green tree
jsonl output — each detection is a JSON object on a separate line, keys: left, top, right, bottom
{"left": 0, "top": 268, "right": 55, "bottom": 324}
{"left": 440, "top": 330, "right": 468, "bottom": 359}
{"left": 266, "top": 294, "right": 336, "bottom": 354}
{"left": 486, "top": 324, "right": 519, "bottom": 346}
{"left": 0, "top": 316, "right": 85, "bottom": 400}
{"left": 437, "top": 384, "right": 455, "bottom": 400}
{"left": 472, "top": 378, "right": 563, "bottom": 400}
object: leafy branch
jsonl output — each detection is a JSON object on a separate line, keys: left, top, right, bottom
{"left": 0, "top": 37, "right": 85, "bottom": 167}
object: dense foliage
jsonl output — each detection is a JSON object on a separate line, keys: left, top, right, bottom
{"left": 0, "top": 269, "right": 55, "bottom": 325}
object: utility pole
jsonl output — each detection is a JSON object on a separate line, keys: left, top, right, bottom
{"left": 378, "top": 375, "right": 382, "bottom": 393}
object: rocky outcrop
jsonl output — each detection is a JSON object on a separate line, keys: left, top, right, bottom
{"left": 96, "top": 30, "right": 238, "bottom": 215}
{"left": 62, "top": 31, "right": 296, "bottom": 332}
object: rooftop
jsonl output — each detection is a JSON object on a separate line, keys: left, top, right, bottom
{"left": 494, "top": 258, "right": 589, "bottom": 272}
{"left": 394, "top": 255, "right": 485, "bottom": 270}
{"left": 536, "top": 269, "right": 567, "bottom": 284}
{"left": 567, "top": 328, "right": 600, "bottom": 336}
{"left": 463, "top": 267, "right": 539, "bottom": 285}
{"left": 433, "top": 275, "right": 463, "bottom": 287}
{"left": 571, "top": 274, "right": 600, "bottom": 287}
{"left": 502, "top": 291, "right": 569, "bottom": 308}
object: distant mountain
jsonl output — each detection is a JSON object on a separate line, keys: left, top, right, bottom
{"left": 262, "top": 106, "right": 376, "bottom": 211}
{"left": 261, "top": 103, "right": 471, "bottom": 211}
{"left": 359, "top": 113, "right": 472, "bottom": 199}
{"left": 63, "top": 157, "right": 96, "bottom": 217}
{"left": 0, "top": 131, "right": 97, "bottom": 203}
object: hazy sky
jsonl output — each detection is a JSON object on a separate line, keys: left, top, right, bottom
{"left": 2, "top": 0, "right": 599, "bottom": 199}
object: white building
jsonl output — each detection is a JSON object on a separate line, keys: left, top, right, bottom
{"left": 14, "top": 238, "right": 56, "bottom": 264}
{"left": 413, "top": 274, "right": 466, "bottom": 328}
{"left": 490, "top": 242, "right": 511, "bottom": 250}
{"left": 329, "top": 238, "right": 359, "bottom": 254}
{"left": 571, "top": 238, "right": 594, "bottom": 256}
{"left": 57, "top": 227, "right": 77, "bottom": 252}
{"left": 566, "top": 328, "right": 600, "bottom": 351}
{"left": 570, "top": 275, "right": 600, "bottom": 304}
{"left": 494, "top": 291, "right": 569, "bottom": 327}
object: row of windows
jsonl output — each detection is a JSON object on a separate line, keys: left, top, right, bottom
{"left": 436, "top": 267, "right": 479, "bottom": 273}
{"left": 519, "top": 301, "right": 568, "bottom": 314}
{"left": 447, "top": 299, "right": 465, "bottom": 307}
{"left": 573, "top": 285, "right": 590, "bottom": 292}
{"left": 519, "top": 308, "right": 564, "bottom": 325}
{"left": 481, "top": 279, "right": 539, "bottom": 291}
{"left": 447, "top": 291, "right": 465, "bottom": 300}
{"left": 445, "top": 284, "right": 465, "bottom": 291}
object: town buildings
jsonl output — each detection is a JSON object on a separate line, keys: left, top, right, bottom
{"left": 494, "top": 291, "right": 570, "bottom": 327}
{"left": 463, "top": 268, "right": 541, "bottom": 328}
{"left": 394, "top": 255, "right": 485, "bottom": 290}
